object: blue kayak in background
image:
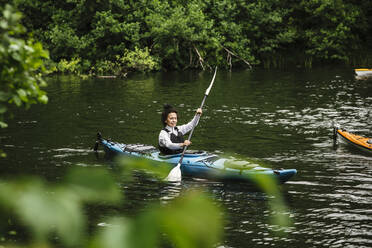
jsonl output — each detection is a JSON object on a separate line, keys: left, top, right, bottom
{"left": 95, "top": 133, "right": 297, "bottom": 184}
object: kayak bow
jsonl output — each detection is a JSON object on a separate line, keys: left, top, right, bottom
{"left": 355, "top": 68, "right": 372, "bottom": 77}
{"left": 334, "top": 126, "right": 372, "bottom": 154}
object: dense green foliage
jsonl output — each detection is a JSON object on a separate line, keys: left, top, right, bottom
{"left": 0, "top": 4, "right": 48, "bottom": 156}
{"left": 0, "top": 4, "right": 48, "bottom": 128}
{"left": 2, "top": 0, "right": 371, "bottom": 73}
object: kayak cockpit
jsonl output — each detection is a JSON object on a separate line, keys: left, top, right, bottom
{"left": 123, "top": 144, "right": 158, "bottom": 154}
{"left": 158, "top": 150, "right": 208, "bottom": 159}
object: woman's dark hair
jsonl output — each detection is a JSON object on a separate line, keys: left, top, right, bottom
{"left": 161, "top": 104, "right": 178, "bottom": 127}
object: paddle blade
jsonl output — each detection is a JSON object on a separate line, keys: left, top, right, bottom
{"left": 165, "top": 163, "right": 182, "bottom": 182}
{"left": 205, "top": 67, "right": 217, "bottom": 96}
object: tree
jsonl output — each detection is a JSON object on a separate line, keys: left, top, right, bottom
{"left": 0, "top": 4, "right": 48, "bottom": 127}
{"left": 0, "top": 4, "right": 49, "bottom": 156}
{"left": 7, "top": 0, "right": 371, "bottom": 71}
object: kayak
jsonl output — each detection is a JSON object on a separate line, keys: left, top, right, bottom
{"left": 94, "top": 133, "right": 297, "bottom": 184}
{"left": 334, "top": 127, "right": 372, "bottom": 154}
{"left": 355, "top": 68, "right": 372, "bottom": 77}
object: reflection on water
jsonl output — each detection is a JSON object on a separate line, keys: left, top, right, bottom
{"left": 1, "top": 69, "right": 372, "bottom": 247}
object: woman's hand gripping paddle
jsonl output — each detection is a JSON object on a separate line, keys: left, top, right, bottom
{"left": 165, "top": 67, "right": 217, "bottom": 182}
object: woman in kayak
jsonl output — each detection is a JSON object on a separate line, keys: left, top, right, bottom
{"left": 159, "top": 104, "right": 202, "bottom": 155}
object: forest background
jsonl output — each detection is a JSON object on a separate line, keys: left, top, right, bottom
{"left": 2, "top": 0, "right": 372, "bottom": 76}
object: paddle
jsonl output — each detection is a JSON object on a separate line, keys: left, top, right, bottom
{"left": 165, "top": 67, "right": 217, "bottom": 182}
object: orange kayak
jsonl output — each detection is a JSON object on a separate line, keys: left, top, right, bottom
{"left": 354, "top": 68, "right": 372, "bottom": 77}
{"left": 334, "top": 128, "right": 372, "bottom": 154}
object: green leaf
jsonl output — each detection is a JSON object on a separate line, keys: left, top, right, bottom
{"left": 160, "top": 191, "right": 223, "bottom": 248}
{"left": 38, "top": 95, "right": 48, "bottom": 104}
{"left": 12, "top": 95, "right": 22, "bottom": 106}
{"left": 0, "top": 121, "right": 8, "bottom": 128}
{"left": 91, "top": 217, "right": 133, "bottom": 248}
{"left": 0, "top": 105, "right": 7, "bottom": 114}
{"left": 17, "top": 89, "right": 27, "bottom": 101}
{"left": 65, "top": 167, "right": 122, "bottom": 204}
{"left": 0, "top": 178, "right": 85, "bottom": 246}
{"left": 0, "top": 92, "right": 11, "bottom": 101}
{"left": 0, "top": 149, "right": 6, "bottom": 158}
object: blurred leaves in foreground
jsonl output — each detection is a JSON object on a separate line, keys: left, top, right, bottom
{"left": 0, "top": 168, "right": 121, "bottom": 247}
{"left": 0, "top": 161, "right": 223, "bottom": 248}
{"left": 0, "top": 155, "right": 292, "bottom": 247}
{"left": 91, "top": 191, "right": 222, "bottom": 248}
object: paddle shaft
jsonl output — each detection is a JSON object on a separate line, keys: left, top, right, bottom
{"left": 177, "top": 67, "right": 217, "bottom": 165}
{"left": 177, "top": 101, "right": 203, "bottom": 165}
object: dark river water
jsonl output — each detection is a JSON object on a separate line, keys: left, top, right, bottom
{"left": 1, "top": 68, "right": 372, "bottom": 247}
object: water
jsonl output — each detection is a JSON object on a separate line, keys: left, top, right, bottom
{"left": 1, "top": 68, "right": 372, "bottom": 247}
